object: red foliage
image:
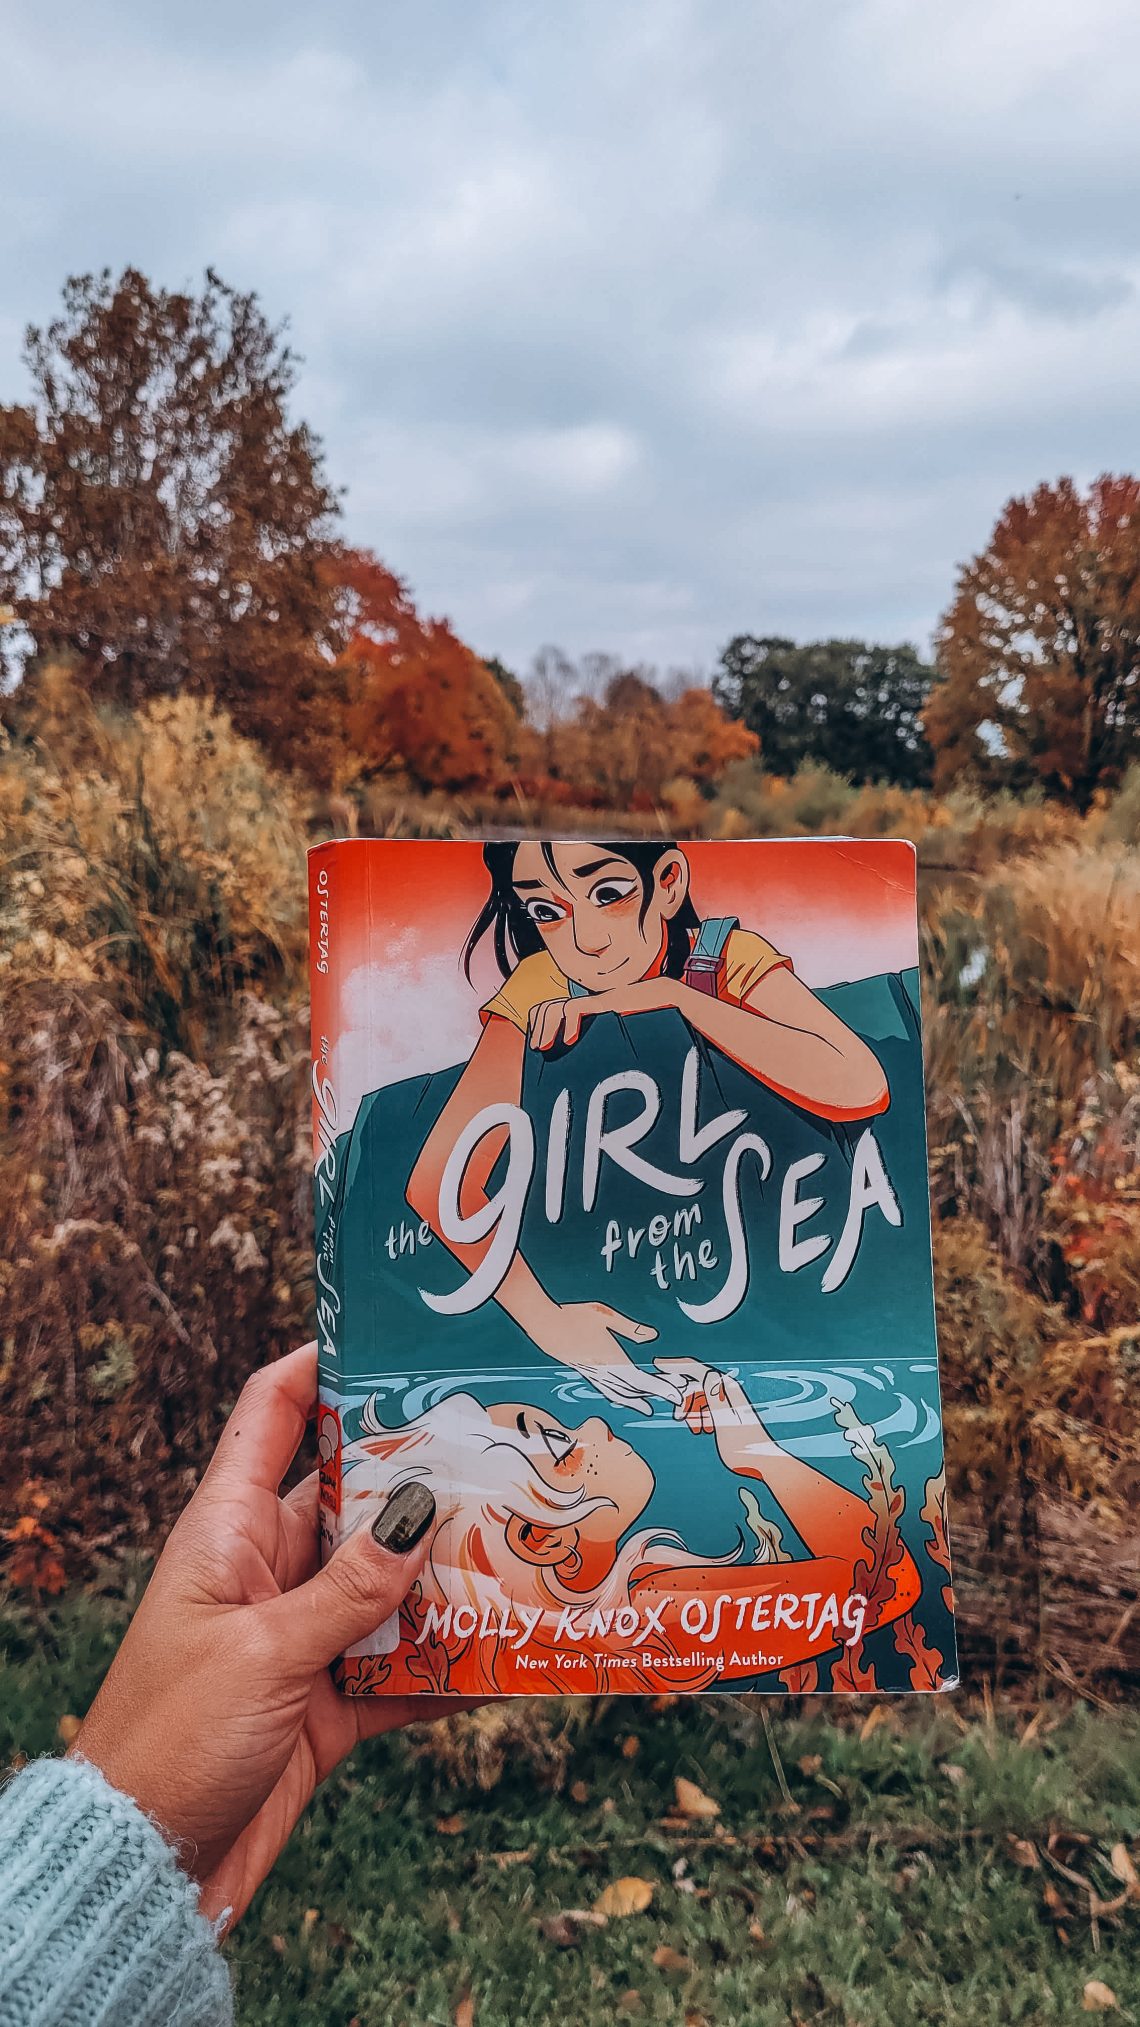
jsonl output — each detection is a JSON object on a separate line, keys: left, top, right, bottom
{"left": 331, "top": 548, "right": 519, "bottom": 793}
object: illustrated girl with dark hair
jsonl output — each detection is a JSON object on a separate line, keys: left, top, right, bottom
{"left": 407, "top": 841, "right": 888, "bottom": 1411}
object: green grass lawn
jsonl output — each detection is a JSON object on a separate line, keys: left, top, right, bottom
{"left": 3, "top": 1586, "right": 1138, "bottom": 2026}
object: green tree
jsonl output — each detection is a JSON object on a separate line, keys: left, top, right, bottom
{"left": 930, "top": 474, "right": 1140, "bottom": 807}
{"left": 713, "top": 637, "right": 934, "bottom": 786}
{"left": 0, "top": 267, "right": 341, "bottom": 768}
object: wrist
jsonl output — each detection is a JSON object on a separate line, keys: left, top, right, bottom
{"left": 1, "top": 1757, "right": 233, "bottom": 2022}
{"left": 504, "top": 1283, "right": 563, "bottom": 1345}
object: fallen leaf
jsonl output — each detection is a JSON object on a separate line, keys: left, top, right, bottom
{"left": 539, "top": 1914, "right": 582, "bottom": 1949}
{"left": 563, "top": 1907, "right": 609, "bottom": 1928}
{"left": 940, "top": 1762, "right": 967, "bottom": 1787}
{"left": 621, "top": 1734, "right": 640, "bottom": 1759}
{"left": 675, "top": 1777, "right": 719, "bottom": 1820}
{"left": 618, "top": 1993, "right": 644, "bottom": 2016}
{"left": 859, "top": 1705, "right": 889, "bottom": 1743}
{"left": 270, "top": 1935, "right": 286, "bottom": 1956}
{"left": 748, "top": 1920, "right": 767, "bottom": 1946}
{"left": 595, "top": 1876, "right": 654, "bottom": 1918}
{"left": 570, "top": 1779, "right": 590, "bottom": 1805}
{"left": 301, "top": 1907, "right": 319, "bottom": 1933}
{"left": 797, "top": 1754, "right": 822, "bottom": 1777}
{"left": 684, "top": 2011, "right": 711, "bottom": 2027}
{"left": 1009, "top": 1838, "right": 1039, "bottom": 1869}
{"left": 601, "top": 1797, "right": 616, "bottom": 1816}
{"left": 1109, "top": 1843, "right": 1139, "bottom": 1899}
{"left": 1082, "top": 1980, "right": 1118, "bottom": 2013}
{"left": 436, "top": 1815, "right": 466, "bottom": 1836}
{"left": 57, "top": 1714, "right": 82, "bottom": 1747}
{"left": 455, "top": 1993, "right": 475, "bottom": 2027}
{"left": 653, "top": 1946, "right": 692, "bottom": 1974}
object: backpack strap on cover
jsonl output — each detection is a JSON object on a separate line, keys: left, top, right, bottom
{"left": 683, "top": 915, "right": 738, "bottom": 997}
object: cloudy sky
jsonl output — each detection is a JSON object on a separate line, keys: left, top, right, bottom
{"left": 3, "top": 0, "right": 1140, "bottom": 677}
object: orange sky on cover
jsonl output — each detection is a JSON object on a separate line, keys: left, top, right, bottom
{"left": 310, "top": 839, "right": 919, "bottom": 1129}
{"left": 314, "top": 838, "right": 917, "bottom": 987}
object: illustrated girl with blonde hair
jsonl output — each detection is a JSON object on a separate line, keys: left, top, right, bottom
{"left": 336, "top": 1363, "right": 920, "bottom": 1696}
{"left": 407, "top": 840, "right": 890, "bottom": 1414}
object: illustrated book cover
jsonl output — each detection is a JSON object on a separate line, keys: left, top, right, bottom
{"left": 309, "top": 838, "right": 957, "bottom": 1697}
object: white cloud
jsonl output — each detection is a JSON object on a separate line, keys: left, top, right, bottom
{"left": 3, "top": 0, "right": 1140, "bottom": 670}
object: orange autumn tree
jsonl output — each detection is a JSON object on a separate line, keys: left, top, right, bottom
{"left": 332, "top": 549, "right": 519, "bottom": 792}
{"left": 535, "top": 663, "right": 758, "bottom": 810}
{"left": 930, "top": 475, "right": 1140, "bottom": 807}
{"left": 668, "top": 683, "right": 760, "bottom": 784}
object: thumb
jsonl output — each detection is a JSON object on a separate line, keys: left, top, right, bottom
{"left": 601, "top": 1309, "right": 658, "bottom": 1344}
{"left": 273, "top": 1488, "right": 435, "bottom": 1673}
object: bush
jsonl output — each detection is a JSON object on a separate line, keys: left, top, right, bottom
{"left": 710, "top": 760, "right": 857, "bottom": 837}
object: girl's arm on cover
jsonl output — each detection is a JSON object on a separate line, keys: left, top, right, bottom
{"left": 678, "top": 965, "right": 889, "bottom": 1122}
{"left": 650, "top": 1364, "right": 922, "bottom": 1632}
{"left": 525, "top": 967, "right": 888, "bottom": 1123}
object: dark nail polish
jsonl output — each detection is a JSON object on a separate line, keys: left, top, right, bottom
{"left": 372, "top": 1481, "right": 435, "bottom": 1554}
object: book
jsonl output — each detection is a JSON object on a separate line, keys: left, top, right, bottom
{"left": 310, "top": 838, "right": 957, "bottom": 1697}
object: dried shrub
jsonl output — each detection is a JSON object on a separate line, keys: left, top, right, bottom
{"left": 0, "top": 985, "right": 311, "bottom": 1573}
{"left": 1046, "top": 1065, "right": 1140, "bottom": 1331}
{"left": 1, "top": 667, "right": 308, "bottom": 1049}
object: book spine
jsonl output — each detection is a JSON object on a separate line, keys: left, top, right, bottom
{"left": 308, "top": 842, "right": 346, "bottom": 1566}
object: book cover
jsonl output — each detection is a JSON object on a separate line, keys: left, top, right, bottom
{"left": 309, "top": 838, "right": 957, "bottom": 1697}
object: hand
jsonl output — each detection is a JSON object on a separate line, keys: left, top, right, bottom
{"left": 71, "top": 1344, "right": 471, "bottom": 1929}
{"left": 652, "top": 1356, "right": 718, "bottom": 1434}
{"left": 653, "top": 1359, "right": 771, "bottom": 1470}
{"left": 534, "top": 1301, "right": 679, "bottom": 1415}
{"left": 527, "top": 977, "right": 679, "bottom": 1051}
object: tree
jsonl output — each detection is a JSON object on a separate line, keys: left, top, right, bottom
{"left": 483, "top": 655, "right": 526, "bottom": 718}
{"left": 335, "top": 550, "right": 519, "bottom": 792}
{"left": 535, "top": 664, "right": 757, "bottom": 809}
{"left": 0, "top": 268, "right": 340, "bottom": 764}
{"left": 929, "top": 475, "right": 1140, "bottom": 807}
{"left": 713, "top": 636, "right": 934, "bottom": 786}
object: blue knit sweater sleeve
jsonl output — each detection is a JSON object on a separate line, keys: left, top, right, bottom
{"left": 0, "top": 1755, "right": 233, "bottom": 2027}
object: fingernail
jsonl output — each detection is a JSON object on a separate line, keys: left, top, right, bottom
{"left": 372, "top": 1482, "right": 435, "bottom": 1554}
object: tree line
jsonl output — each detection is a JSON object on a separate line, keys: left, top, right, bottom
{"left": 2, "top": 268, "right": 1138, "bottom": 811}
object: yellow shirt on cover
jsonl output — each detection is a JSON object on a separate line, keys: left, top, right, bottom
{"left": 481, "top": 929, "right": 791, "bottom": 1033}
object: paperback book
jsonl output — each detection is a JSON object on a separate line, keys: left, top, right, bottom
{"left": 309, "top": 838, "right": 957, "bottom": 1697}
